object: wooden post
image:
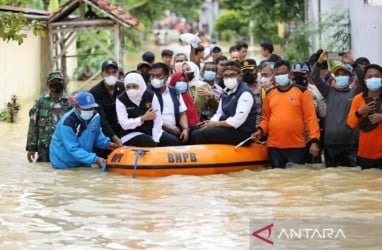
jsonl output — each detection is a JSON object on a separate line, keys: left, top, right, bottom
{"left": 114, "top": 24, "right": 120, "bottom": 64}
{"left": 120, "top": 25, "right": 126, "bottom": 71}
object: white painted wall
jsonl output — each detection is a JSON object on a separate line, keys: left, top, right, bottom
{"left": 0, "top": 30, "right": 44, "bottom": 106}
{"left": 307, "top": 0, "right": 382, "bottom": 65}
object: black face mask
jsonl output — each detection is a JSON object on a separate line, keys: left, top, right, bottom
{"left": 294, "top": 76, "right": 308, "bottom": 86}
{"left": 49, "top": 82, "right": 64, "bottom": 93}
{"left": 242, "top": 73, "right": 256, "bottom": 85}
{"left": 186, "top": 72, "right": 195, "bottom": 81}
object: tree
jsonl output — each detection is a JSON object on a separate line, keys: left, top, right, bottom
{"left": 0, "top": 0, "right": 46, "bottom": 44}
{"left": 214, "top": 10, "right": 245, "bottom": 41}
{"left": 220, "top": 0, "right": 305, "bottom": 42}
{"left": 118, "top": 0, "right": 204, "bottom": 32}
{"left": 283, "top": 7, "right": 351, "bottom": 63}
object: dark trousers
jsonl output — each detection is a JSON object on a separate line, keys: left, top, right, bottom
{"left": 123, "top": 132, "right": 182, "bottom": 147}
{"left": 268, "top": 147, "right": 306, "bottom": 168}
{"left": 124, "top": 134, "right": 157, "bottom": 147}
{"left": 357, "top": 157, "right": 382, "bottom": 169}
{"left": 324, "top": 144, "right": 357, "bottom": 167}
{"left": 158, "top": 131, "right": 182, "bottom": 146}
{"left": 189, "top": 127, "right": 251, "bottom": 145}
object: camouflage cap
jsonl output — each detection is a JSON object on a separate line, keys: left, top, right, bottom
{"left": 47, "top": 71, "right": 64, "bottom": 81}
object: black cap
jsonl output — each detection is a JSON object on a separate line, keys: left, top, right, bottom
{"left": 101, "top": 60, "right": 118, "bottom": 71}
{"left": 241, "top": 58, "right": 257, "bottom": 71}
{"left": 137, "top": 61, "right": 152, "bottom": 70}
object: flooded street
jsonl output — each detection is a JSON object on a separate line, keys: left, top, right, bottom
{"left": 1, "top": 40, "right": 382, "bottom": 249}
{"left": 0, "top": 101, "right": 381, "bottom": 249}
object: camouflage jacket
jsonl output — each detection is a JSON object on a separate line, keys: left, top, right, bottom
{"left": 26, "top": 92, "right": 72, "bottom": 161}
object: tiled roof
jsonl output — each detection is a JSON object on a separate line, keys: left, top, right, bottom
{"left": 48, "top": 0, "right": 139, "bottom": 27}
{"left": 0, "top": 5, "right": 49, "bottom": 20}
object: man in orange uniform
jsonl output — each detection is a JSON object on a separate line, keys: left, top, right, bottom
{"left": 252, "top": 60, "right": 320, "bottom": 168}
{"left": 347, "top": 64, "right": 382, "bottom": 169}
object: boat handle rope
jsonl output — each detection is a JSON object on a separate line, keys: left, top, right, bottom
{"left": 132, "top": 149, "right": 149, "bottom": 178}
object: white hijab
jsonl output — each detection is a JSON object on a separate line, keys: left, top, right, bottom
{"left": 124, "top": 72, "right": 147, "bottom": 106}
{"left": 182, "top": 61, "right": 200, "bottom": 87}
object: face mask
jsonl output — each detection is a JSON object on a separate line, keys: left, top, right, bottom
{"left": 275, "top": 74, "right": 290, "bottom": 86}
{"left": 151, "top": 78, "right": 165, "bottom": 88}
{"left": 80, "top": 110, "right": 94, "bottom": 121}
{"left": 175, "top": 81, "right": 188, "bottom": 93}
{"left": 294, "top": 76, "right": 308, "bottom": 86}
{"left": 204, "top": 71, "right": 216, "bottom": 81}
{"left": 126, "top": 89, "right": 140, "bottom": 99}
{"left": 335, "top": 76, "right": 350, "bottom": 88}
{"left": 104, "top": 75, "right": 118, "bottom": 86}
{"left": 49, "top": 82, "right": 64, "bottom": 93}
{"left": 242, "top": 73, "right": 256, "bottom": 85}
{"left": 223, "top": 77, "right": 239, "bottom": 89}
{"left": 260, "top": 76, "right": 272, "bottom": 85}
{"left": 185, "top": 72, "right": 195, "bottom": 81}
{"left": 366, "top": 77, "right": 382, "bottom": 91}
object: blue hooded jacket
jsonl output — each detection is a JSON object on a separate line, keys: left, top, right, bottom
{"left": 49, "top": 108, "right": 110, "bottom": 168}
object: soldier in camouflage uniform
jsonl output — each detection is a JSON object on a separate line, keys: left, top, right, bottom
{"left": 26, "top": 71, "right": 72, "bottom": 162}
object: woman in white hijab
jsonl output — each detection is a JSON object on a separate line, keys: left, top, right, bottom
{"left": 116, "top": 72, "right": 163, "bottom": 147}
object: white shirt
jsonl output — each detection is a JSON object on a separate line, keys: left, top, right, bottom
{"left": 116, "top": 94, "right": 163, "bottom": 144}
{"left": 161, "top": 87, "right": 187, "bottom": 126}
{"left": 211, "top": 91, "right": 254, "bottom": 129}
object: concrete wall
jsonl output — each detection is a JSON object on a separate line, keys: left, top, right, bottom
{"left": 0, "top": 29, "right": 78, "bottom": 108}
{"left": 307, "top": 0, "right": 382, "bottom": 65}
{"left": 0, "top": 30, "right": 47, "bottom": 106}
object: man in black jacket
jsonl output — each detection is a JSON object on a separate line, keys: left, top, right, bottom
{"left": 89, "top": 60, "right": 124, "bottom": 157}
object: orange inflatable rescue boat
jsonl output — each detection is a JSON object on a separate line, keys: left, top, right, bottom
{"left": 106, "top": 143, "right": 269, "bottom": 177}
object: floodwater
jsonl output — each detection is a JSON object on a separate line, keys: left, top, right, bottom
{"left": 1, "top": 100, "right": 382, "bottom": 250}
{"left": 1, "top": 40, "right": 382, "bottom": 249}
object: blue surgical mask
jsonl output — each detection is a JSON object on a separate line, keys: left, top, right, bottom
{"left": 204, "top": 71, "right": 216, "bottom": 81}
{"left": 366, "top": 77, "right": 382, "bottom": 91}
{"left": 80, "top": 110, "right": 94, "bottom": 120}
{"left": 175, "top": 81, "right": 188, "bottom": 93}
{"left": 335, "top": 76, "right": 350, "bottom": 88}
{"left": 275, "top": 74, "right": 290, "bottom": 86}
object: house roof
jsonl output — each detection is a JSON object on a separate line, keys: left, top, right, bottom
{"left": 48, "top": 0, "right": 139, "bottom": 28}
{"left": 0, "top": 5, "right": 49, "bottom": 20}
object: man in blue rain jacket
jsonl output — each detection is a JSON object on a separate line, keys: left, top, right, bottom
{"left": 49, "top": 91, "right": 119, "bottom": 169}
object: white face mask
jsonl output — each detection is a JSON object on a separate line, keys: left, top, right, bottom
{"left": 260, "top": 76, "right": 272, "bottom": 85}
{"left": 151, "top": 78, "right": 165, "bottom": 88}
{"left": 80, "top": 110, "right": 94, "bottom": 120}
{"left": 104, "top": 75, "right": 118, "bottom": 86}
{"left": 126, "top": 89, "right": 140, "bottom": 99}
{"left": 223, "top": 77, "right": 239, "bottom": 89}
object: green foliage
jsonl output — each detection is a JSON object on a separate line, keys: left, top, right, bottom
{"left": 0, "top": 108, "right": 8, "bottom": 121}
{"left": 0, "top": 95, "right": 20, "bottom": 123}
{"left": 220, "top": 0, "right": 305, "bottom": 42}
{"left": 214, "top": 10, "right": 240, "bottom": 33}
{"left": 0, "top": 0, "right": 47, "bottom": 44}
{"left": 117, "top": 0, "right": 204, "bottom": 32}
{"left": 283, "top": 7, "right": 351, "bottom": 63}
{"left": 283, "top": 24, "right": 312, "bottom": 63}
{"left": 320, "top": 7, "right": 351, "bottom": 51}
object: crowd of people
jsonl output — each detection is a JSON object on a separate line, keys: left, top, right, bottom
{"left": 26, "top": 35, "right": 382, "bottom": 169}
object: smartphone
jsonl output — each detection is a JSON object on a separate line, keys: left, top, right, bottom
{"left": 328, "top": 52, "right": 343, "bottom": 61}
{"left": 365, "top": 96, "right": 376, "bottom": 114}
{"left": 365, "top": 96, "right": 374, "bottom": 104}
